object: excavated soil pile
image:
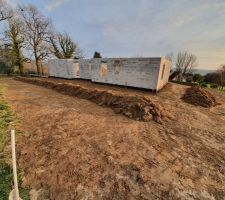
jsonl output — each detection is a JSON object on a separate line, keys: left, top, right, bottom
{"left": 182, "top": 86, "right": 219, "bottom": 107}
{"left": 15, "top": 77, "right": 171, "bottom": 123}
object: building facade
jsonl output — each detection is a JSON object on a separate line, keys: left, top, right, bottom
{"left": 48, "top": 57, "right": 171, "bottom": 91}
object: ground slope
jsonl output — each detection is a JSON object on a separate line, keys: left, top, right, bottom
{"left": 1, "top": 78, "right": 225, "bottom": 200}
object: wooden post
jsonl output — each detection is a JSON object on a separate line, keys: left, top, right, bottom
{"left": 11, "top": 129, "right": 20, "bottom": 200}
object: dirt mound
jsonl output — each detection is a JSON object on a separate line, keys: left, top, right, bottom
{"left": 15, "top": 77, "right": 172, "bottom": 123}
{"left": 182, "top": 86, "right": 219, "bottom": 107}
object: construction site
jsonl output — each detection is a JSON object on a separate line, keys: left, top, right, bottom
{"left": 1, "top": 0, "right": 225, "bottom": 199}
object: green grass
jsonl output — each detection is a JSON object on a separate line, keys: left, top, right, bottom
{"left": 172, "top": 79, "right": 225, "bottom": 92}
{"left": 0, "top": 85, "right": 29, "bottom": 200}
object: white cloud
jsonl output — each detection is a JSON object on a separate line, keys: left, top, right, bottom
{"left": 5, "top": 0, "right": 17, "bottom": 7}
{"left": 45, "top": 0, "right": 71, "bottom": 11}
{"left": 98, "top": 0, "right": 225, "bottom": 68}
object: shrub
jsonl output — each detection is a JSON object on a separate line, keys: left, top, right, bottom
{"left": 193, "top": 73, "right": 203, "bottom": 82}
{"left": 204, "top": 73, "right": 221, "bottom": 85}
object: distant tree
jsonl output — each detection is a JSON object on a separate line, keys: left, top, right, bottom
{"left": 93, "top": 51, "right": 102, "bottom": 58}
{"left": 204, "top": 73, "right": 221, "bottom": 85}
{"left": 4, "top": 17, "right": 25, "bottom": 75}
{"left": 0, "top": 60, "right": 11, "bottom": 74}
{"left": 50, "top": 33, "right": 82, "bottom": 59}
{"left": 192, "top": 73, "right": 203, "bottom": 82}
{"left": 167, "top": 51, "right": 197, "bottom": 81}
{"left": 176, "top": 51, "right": 197, "bottom": 78}
{"left": 0, "top": 0, "right": 13, "bottom": 22}
{"left": 203, "top": 65, "right": 225, "bottom": 86}
{"left": 19, "top": 5, "right": 52, "bottom": 75}
{"left": 0, "top": 45, "right": 15, "bottom": 74}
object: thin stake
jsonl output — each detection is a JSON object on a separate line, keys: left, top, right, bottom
{"left": 11, "top": 129, "right": 20, "bottom": 200}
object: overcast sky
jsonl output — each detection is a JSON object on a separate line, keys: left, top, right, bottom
{"left": 7, "top": 0, "right": 225, "bottom": 69}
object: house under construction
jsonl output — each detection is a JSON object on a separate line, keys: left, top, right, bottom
{"left": 48, "top": 57, "right": 171, "bottom": 91}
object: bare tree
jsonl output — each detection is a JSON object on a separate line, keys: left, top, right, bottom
{"left": 19, "top": 5, "right": 52, "bottom": 74}
{"left": 50, "top": 33, "right": 78, "bottom": 59}
{"left": 4, "top": 17, "right": 25, "bottom": 75}
{"left": 0, "top": 0, "right": 13, "bottom": 22}
{"left": 167, "top": 51, "right": 197, "bottom": 81}
{"left": 176, "top": 51, "right": 197, "bottom": 74}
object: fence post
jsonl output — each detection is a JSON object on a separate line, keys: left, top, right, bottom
{"left": 11, "top": 129, "right": 20, "bottom": 200}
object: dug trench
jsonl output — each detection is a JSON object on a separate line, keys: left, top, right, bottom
{"left": 15, "top": 77, "right": 172, "bottom": 123}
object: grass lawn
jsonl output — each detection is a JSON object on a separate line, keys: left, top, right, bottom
{"left": 0, "top": 84, "right": 29, "bottom": 200}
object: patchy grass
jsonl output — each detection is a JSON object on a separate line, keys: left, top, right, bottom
{"left": 0, "top": 85, "right": 29, "bottom": 200}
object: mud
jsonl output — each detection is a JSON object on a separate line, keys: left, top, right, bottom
{"left": 15, "top": 77, "right": 172, "bottom": 123}
{"left": 182, "top": 86, "right": 220, "bottom": 107}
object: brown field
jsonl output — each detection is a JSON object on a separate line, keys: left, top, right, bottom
{"left": 1, "top": 77, "right": 225, "bottom": 200}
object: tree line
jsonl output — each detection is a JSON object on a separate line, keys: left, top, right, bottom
{"left": 166, "top": 51, "right": 225, "bottom": 87}
{"left": 0, "top": 1, "right": 86, "bottom": 75}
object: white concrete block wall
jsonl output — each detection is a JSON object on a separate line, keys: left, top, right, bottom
{"left": 89, "top": 58, "right": 102, "bottom": 82}
{"left": 90, "top": 58, "right": 162, "bottom": 90}
{"left": 48, "top": 59, "right": 79, "bottom": 79}
{"left": 156, "top": 58, "right": 171, "bottom": 90}
{"left": 79, "top": 59, "right": 92, "bottom": 79}
{"left": 48, "top": 57, "right": 171, "bottom": 91}
{"left": 72, "top": 61, "right": 80, "bottom": 78}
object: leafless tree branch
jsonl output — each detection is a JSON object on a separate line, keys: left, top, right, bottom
{"left": 19, "top": 4, "right": 52, "bottom": 75}
{"left": 0, "top": 0, "right": 13, "bottom": 22}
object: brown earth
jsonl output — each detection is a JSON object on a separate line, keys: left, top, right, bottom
{"left": 15, "top": 77, "right": 172, "bottom": 123}
{"left": 1, "top": 77, "right": 225, "bottom": 200}
{"left": 182, "top": 86, "right": 220, "bottom": 108}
